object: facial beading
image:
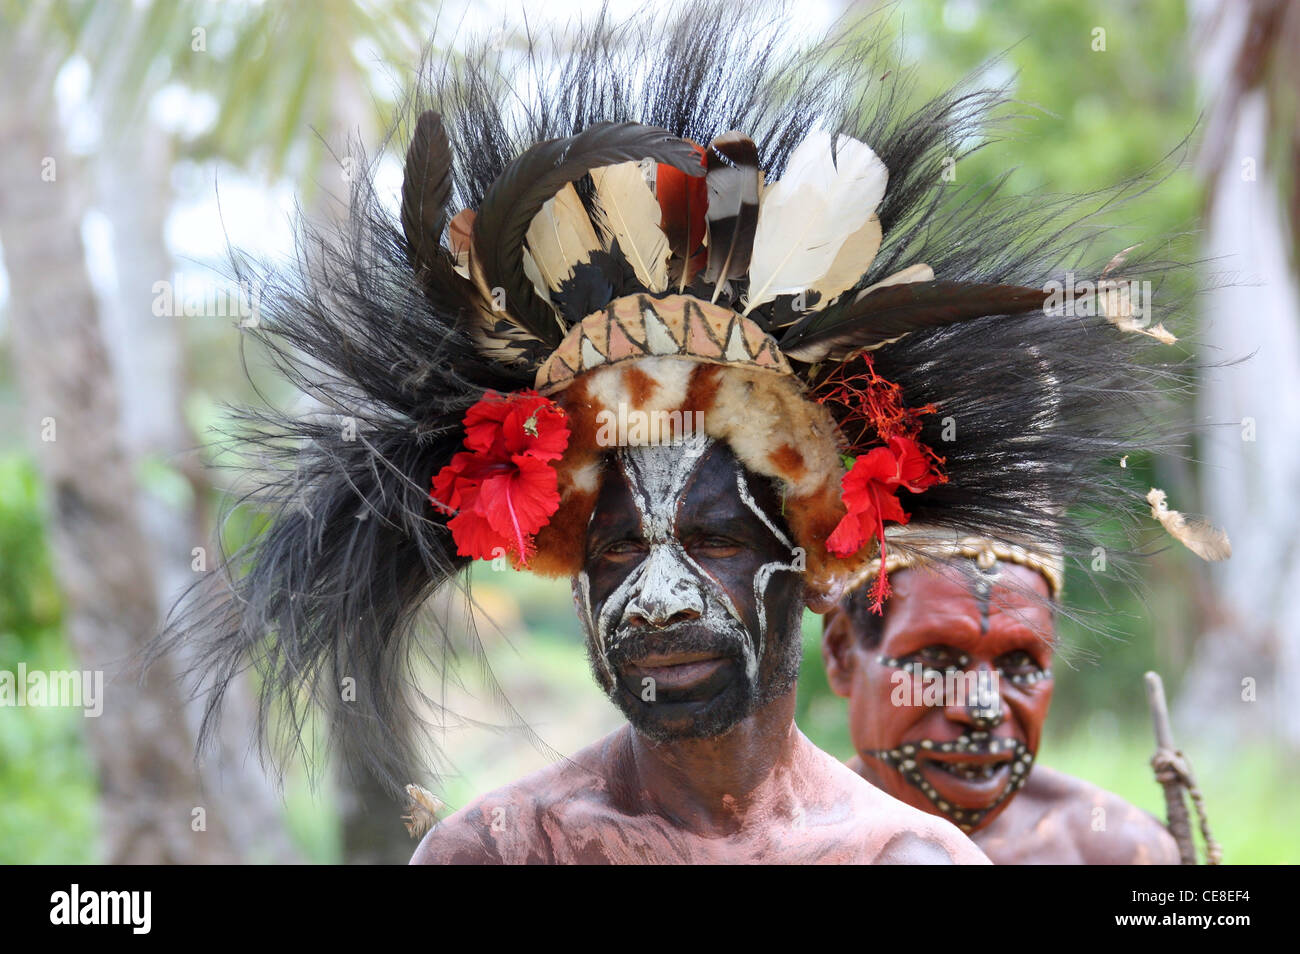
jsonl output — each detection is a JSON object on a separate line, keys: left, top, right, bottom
{"left": 868, "top": 635, "right": 1050, "bottom": 830}
{"left": 867, "top": 734, "right": 1035, "bottom": 832}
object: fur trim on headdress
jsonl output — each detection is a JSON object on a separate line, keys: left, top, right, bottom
{"left": 526, "top": 357, "right": 855, "bottom": 598}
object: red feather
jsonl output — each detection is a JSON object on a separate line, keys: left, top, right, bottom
{"left": 657, "top": 141, "right": 708, "bottom": 286}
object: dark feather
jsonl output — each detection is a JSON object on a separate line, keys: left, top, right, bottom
{"left": 472, "top": 122, "right": 705, "bottom": 349}
{"left": 703, "top": 131, "right": 760, "bottom": 286}
{"left": 780, "top": 281, "right": 1047, "bottom": 362}
{"left": 400, "top": 111, "right": 454, "bottom": 276}
{"left": 552, "top": 244, "right": 639, "bottom": 326}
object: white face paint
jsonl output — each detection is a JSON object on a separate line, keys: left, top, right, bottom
{"left": 735, "top": 468, "right": 802, "bottom": 665}
{"left": 578, "top": 434, "right": 801, "bottom": 686}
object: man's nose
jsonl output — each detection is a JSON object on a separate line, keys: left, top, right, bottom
{"left": 626, "top": 602, "right": 702, "bottom": 628}
{"left": 942, "top": 664, "right": 1005, "bottom": 729}
{"left": 622, "top": 546, "right": 704, "bottom": 628}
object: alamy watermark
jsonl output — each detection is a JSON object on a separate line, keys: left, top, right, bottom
{"left": 594, "top": 401, "right": 706, "bottom": 447}
{"left": 890, "top": 662, "right": 1000, "bottom": 708}
{"left": 152, "top": 273, "right": 262, "bottom": 324}
{"left": 1043, "top": 274, "right": 1155, "bottom": 324}
{"left": 0, "top": 664, "right": 103, "bottom": 717}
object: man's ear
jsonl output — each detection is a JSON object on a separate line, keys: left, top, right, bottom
{"left": 570, "top": 575, "right": 590, "bottom": 623}
{"left": 821, "top": 605, "right": 858, "bottom": 698}
{"left": 803, "top": 574, "right": 845, "bottom": 614}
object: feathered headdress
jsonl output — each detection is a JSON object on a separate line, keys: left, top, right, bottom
{"left": 163, "top": 4, "right": 1205, "bottom": 794}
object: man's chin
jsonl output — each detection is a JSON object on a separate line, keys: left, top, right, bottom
{"left": 612, "top": 665, "right": 754, "bottom": 743}
{"left": 877, "top": 762, "right": 1020, "bottom": 833}
{"left": 625, "top": 703, "right": 750, "bottom": 743}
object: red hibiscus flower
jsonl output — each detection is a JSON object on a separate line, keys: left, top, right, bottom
{"left": 430, "top": 390, "right": 570, "bottom": 566}
{"left": 826, "top": 435, "right": 946, "bottom": 612}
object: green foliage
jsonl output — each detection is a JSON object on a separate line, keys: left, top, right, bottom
{"left": 0, "top": 455, "right": 96, "bottom": 863}
{"left": 0, "top": 456, "right": 62, "bottom": 642}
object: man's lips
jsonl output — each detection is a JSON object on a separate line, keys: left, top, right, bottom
{"left": 868, "top": 735, "right": 1034, "bottom": 829}
{"left": 924, "top": 749, "right": 1012, "bottom": 767}
{"left": 921, "top": 756, "right": 1012, "bottom": 803}
{"left": 624, "top": 651, "right": 728, "bottom": 690}
{"left": 918, "top": 737, "right": 1023, "bottom": 808}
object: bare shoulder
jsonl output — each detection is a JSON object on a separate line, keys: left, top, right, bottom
{"left": 410, "top": 733, "right": 619, "bottom": 865}
{"left": 808, "top": 744, "right": 990, "bottom": 865}
{"left": 1035, "top": 766, "right": 1181, "bottom": 865}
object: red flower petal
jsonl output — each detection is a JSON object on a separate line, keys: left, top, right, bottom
{"left": 841, "top": 446, "right": 899, "bottom": 509}
{"left": 874, "top": 483, "right": 909, "bottom": 525}
{"left": 461, "top": 391, "right": 512, "bottom": 455}
{"left": 479, "top": 456, "right": 560, "bottom": 537}
{"left": 430, "top": 455, "right": 474, "bottom": 514}
{"left": 445, "top": 508, "right": 512, "bottom": 561}
{"left": 525, "top": 405, "right": 571, "bottom": 462}
{"left": 888, "top": 435, "right": 941, "bottom": 492}
{"left": 826, "top": 511, "right": 869, "bottom": 557}
{"left": 432, "top": 389, "right": 572, "bottom": 565}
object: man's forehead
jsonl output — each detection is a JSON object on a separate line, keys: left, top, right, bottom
{"left": 592, "top": 436, "right": 766, "bottom": 535}
{"left": 617, "top": 432, "right": 714, "bottom": 527}
{"left": 879, "top": 564, "right": 1056, "bottom": 651}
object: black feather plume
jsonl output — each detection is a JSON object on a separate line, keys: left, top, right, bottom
{"left": 400, "top": 110, "right": 453, "bottom": 278}
{"left": 781, "top": 281, "right": 1048, "bottom": 362}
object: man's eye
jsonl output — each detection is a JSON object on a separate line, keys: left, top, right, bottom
{"left": 911, "top": 646, "right": 962, "bottom": 669}
{"left": 601, "top": 540, "right": 645, "bottom": 561}
{"left": 689, "top": 535, "right": 742, "bottom": 556}
{"left": 997, "top": 650, "right": 1041, "bottom": 675}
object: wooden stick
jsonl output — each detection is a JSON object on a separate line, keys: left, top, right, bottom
{"left": 1144, "top": 671, "right": 1197, "bottom": 864}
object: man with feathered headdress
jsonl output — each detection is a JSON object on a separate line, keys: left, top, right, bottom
{"left": 163, "top": 5, "right": 1206, "bottom": 864}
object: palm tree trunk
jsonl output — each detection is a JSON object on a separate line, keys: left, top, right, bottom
{"left": 1181, "top": 0, "right": 1300, "bottom": 750}
{"left": 0, "top": 37, "right": 240, "bottom": 863}
{"left": 90, "top": 122, "right": 300, "bottom": 862}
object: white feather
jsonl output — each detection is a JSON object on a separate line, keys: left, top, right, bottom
{"left": 807, "top": 215, "right": 882, "bottom": 306}
{"left": 524, "top": 183, "right": 602, "bottom": 294}
{"left": 591, "top": 161, "right": 671, "bottom": 292}
{"left": 853, "top": 262, "right": 935, "bottom": 300}
{"left": 743, "top": 130, "right": 889, "bottom": 314}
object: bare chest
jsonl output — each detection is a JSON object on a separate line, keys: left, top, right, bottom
{"left": 975, "top": 799, "right": 1083, "bottom": 864}
{"left": 536, "top": 800, "right": 877, "bottom": 864}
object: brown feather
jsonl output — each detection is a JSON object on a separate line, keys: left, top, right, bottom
{"left": 472, "top": 122, "right": 705, "bottom": 351}
{"left": 703, "top": 131, "right": 760, "bottom": 293}
{"left": 401, "top": 784, "right": 445, "bottom": 840}
{"left": 1147, "top": 489, "right": 1231, "bottom": 561}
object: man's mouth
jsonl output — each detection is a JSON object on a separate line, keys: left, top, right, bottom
{"left": 624, "top": 651, "right": 729, "bottom": 691}
{"left": 927, "top": 757, "right": 1012, "bottom": 782}
{"left": 867, "top": 735, "right": 1034, "bottom": 829}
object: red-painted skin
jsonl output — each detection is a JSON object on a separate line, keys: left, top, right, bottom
{"left": 412, "top": 444, "right": 988, "bottom": 865}
{"left": 822, "top": 564, "right": 1180, "bottom": 864}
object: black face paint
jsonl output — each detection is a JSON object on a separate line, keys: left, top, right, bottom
{"left": 574, "top": 434, "right": 806, "bottom": 742}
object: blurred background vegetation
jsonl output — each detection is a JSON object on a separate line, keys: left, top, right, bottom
{"left": 2, "top": 0, "right": 1297, "bottom": 863}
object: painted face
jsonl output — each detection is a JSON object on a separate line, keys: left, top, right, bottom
{"left": 574, "top": 433, "right": 806, "bottom": 742}
{"left": 825, "top": 562, "right": 1055, "bottom": 832}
